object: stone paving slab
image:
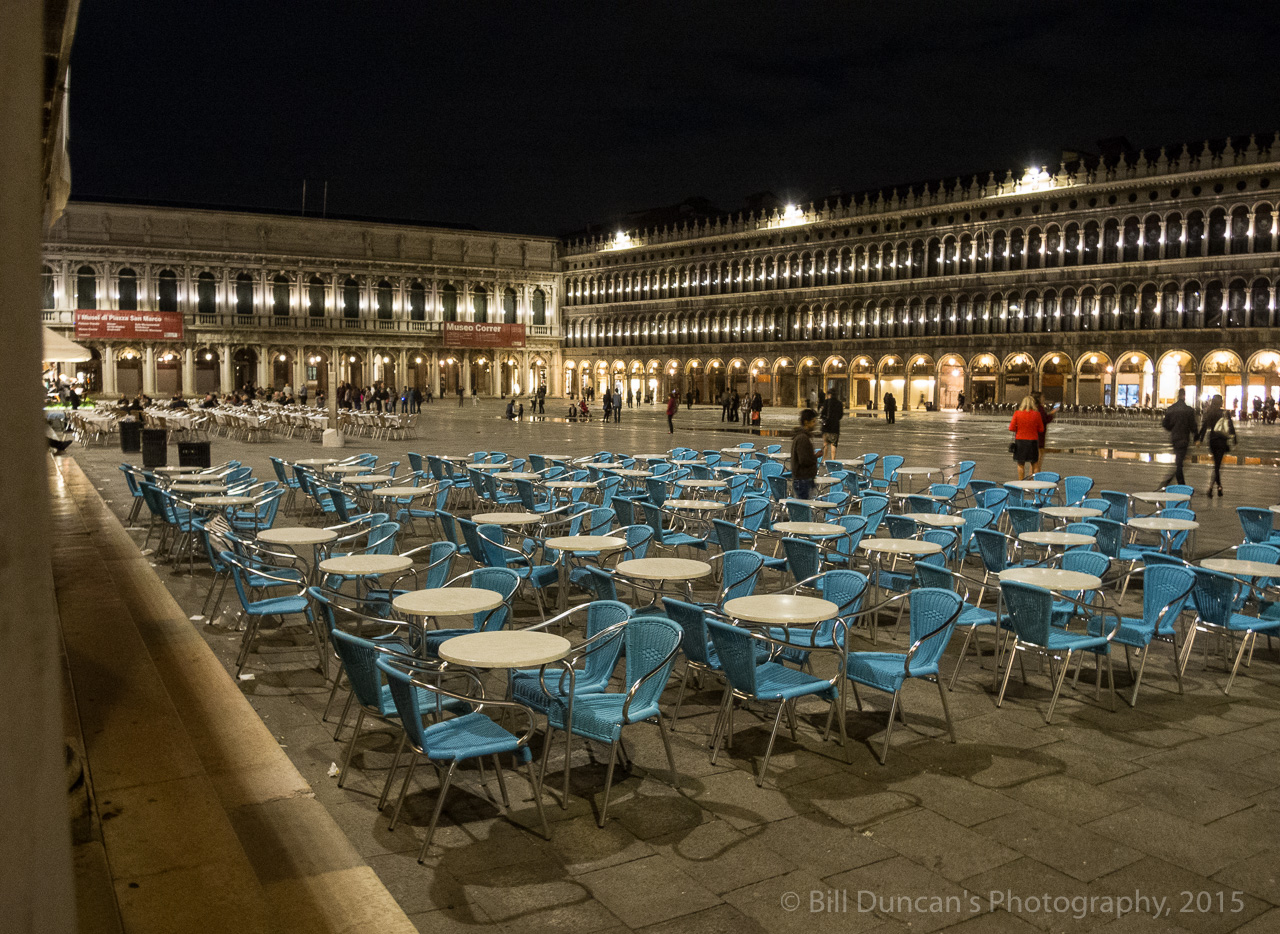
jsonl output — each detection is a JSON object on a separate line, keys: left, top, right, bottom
{"left": 63, "top": 403, "right": 1280, "bottom": 932}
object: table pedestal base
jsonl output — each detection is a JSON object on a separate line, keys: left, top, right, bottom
{"left": 322, "top": 428, "right": 346, "bottom": 448}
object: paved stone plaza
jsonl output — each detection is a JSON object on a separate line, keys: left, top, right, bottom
{"left": 71, "top": 404, "right": 1280, "bottom": 933}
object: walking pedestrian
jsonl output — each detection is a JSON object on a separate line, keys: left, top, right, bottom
{"left": 750, "top": 390, "right": 763, "bottom": 426}
{"left": 1196, "top": 394, "right": 1236, "bottom": 497}
{"left": 666, "top": 390, "right": 679, "bottom": 434}
{"left": 791, "top": 408, "right": 819, "bottom": 500}
{"left": 1031, "top": 391, "right": 1058, "bottom": 473}
{"left": 685, "top": 390, "right": 694, "bottom": 411}
{"left": 613, "top": 389, "right": 621, "bottom": 423}
{"left": 1159, "top": 388, "right": 1198, "bottom": 490}
{"left": 602, "top": 391, "right": 612, "bottom": 422}
{"left": 820, "top": 392, "right": 843, "bottom": 460}
{"left": 883, "top": 392, "right": 897, "bottom": 424}
{"left": 1008, "top": 395, "right": 1045, "bottom": 481}
{"left": 720, "top": 391, "right": 730, "bottom": 422}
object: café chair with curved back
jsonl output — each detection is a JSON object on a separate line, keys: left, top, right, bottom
{"left": 705, "top": 616, "right": 844, "bottom": 786}
{"left": 913, "top": 562, "right": 999, "bottom": 690}
{"left": 1183, "top": 565, "right": 1280, "bottom": 694}
{"left": 362, "top": 541, "right": 458, "bottom": 617}
{"left": 859, "top": 493, "right": 890, "bottom": 536}
{"left": 1085, "top": 562, "right": 1194, "bottom": 707}
{"left": 1049, "top": 549, "right": 1111, "bottom": 629}
{"left": 539, "top": 615, "right": 683, "bottom": 826}
{"left": 1237, "top": 507, "right": 1280, "bottom": 546}
{"left": 828, "top": 587, "right": 963, "bottom": 763}
{"left": 1063, "top": 475, "right": 1094, "bottom": 507}
{"left": 221, "top": 550, "right": 323, "bottom": 677}
{"left": 996, "top": 580, "right": 1119, "bottom": 723}
{"left": 377, "top": 656, "right": 549, "bottom": 860}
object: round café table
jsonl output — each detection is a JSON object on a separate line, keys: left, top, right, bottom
{"left": 1018, "top": 530, "right": 1096, "bottom": 556}
{"left": 678, "top": 479, "right": 726, "bottom": 491}
{"left": 899, "top": 512, "right": 966, "bottom": 528}
{"left": 1201, "top": 558, "right": 1280, "bottom": 580}
{"left": 581, "top": 462, "right": 621, "bottom": 470}
{"left": 1132, "top": 491, "right": 1192, "bottom": 506}
{"left": 438, "top": 631, "right": 570, "bottom": 669}
{"left": 665, "top": 498, "right": 726, "bottom": 513}
{"left": 545, "top": 535, "right": 626, "bottom": 611}
{"left": 192, "top": 494, "right": 255, "bottom": 509}
{"left": 1128, "top": 516, "right": 1199, "bottom": 553}
{"left": 615, "top": 557, "right": 711, "bottom": 606}
{"left": 895, "top": 466, "right": 937, "bottom": 491}
{"left": 609, "top": 468, "right": 651, "bottom": 478}
{"left": 765, "top": 452, "right": 791, "bottom": 461}
{"left": 258, "top": 526, "right": 339, "bottom": 582}
{"left": 998, "top": 567, "right": 1103, "bottom": 591}
{"left": 471, "top": 462, "right": 513, "bottom": 471}
{"left": 340, "top": 474, "right": 395, "bottom": 486}
{"left": 171, "top": 482, "right": 227, "bottom": 494}
{"left": 860, "top": 538, "right": 945, "bottom": 627}
{"left": 717, "top": 466, "right": 755, "bottom": 475}
{"left": 154, "top": 465, "right": 207, "bottom": 475}
{"left": 473, "top": 511, "right": 542, "bottom": 527}
{"left": 393, "top": 586, "right": 506, "bottom": 646}
{"left": 1041, "top": 506, "right": 1104, "bottom": 521}
{"left": 724, "top": 593, "right": 838, "bottom": 625}
{"left": 318, "top": 553, "right": 414, "bottom": 598}
{"left": 323, "top": 464, "right": 371, "bottom": 475}
{"left": 495, "top": 471, "right": 542, "bottom": 481}
{"left": 773, "top": 521, "right": 845, "bottom": 539}
{"left": 293, "top": 457, "right": 339, "bottom": 467}
{"left": 1005, "top": 480, "right": 1058, "bottom": 492}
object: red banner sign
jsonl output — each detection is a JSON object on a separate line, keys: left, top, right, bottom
{"left": 441, "top": 321, "right": 526, "bottom": 348}
{"left": 75, "top": 310, "right": 184, "bottom": 341}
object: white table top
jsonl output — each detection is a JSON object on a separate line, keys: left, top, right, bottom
{"left": 1005, "top": 479, "right": 1058, "bottom": 491}
{"left": 192, "top": 495, "right": 255, "bottom": 507}
{"left": 340, "top": 474, "right": 395, "bottom": 485}
{"left": 724, "top": 594, "right": 839, "bottom": 625}
{"left": 1270, "top": 505, "right": 1280, "bottom": 516}
{"left": 610, "top": 468, "right": 652, "bottom": 478}
{"left": 441, "top": 454, "right": 471, "bottom": 462}
{"left": 896, "top": 467, "right": 937, "bottom": 476}
{"left": 546, "top": 535, "right": 626, "bottom": 552}
{"left": 582, "top": 462, "right": 619, "bottom": 469}
{"left": 1131, "top": 491, "right": 1192, "bottom": 504}
{"left": 860, "top": 538, "right": 944, "bottom": 556}
{"left": 999, "top": 567, "right": 1102, "bottom": 590}
{"left": 717, "top": 466, "right": 755, "bottom": 475}
{"left": 615, "top": 557, "right": 712, "bottom": 581}
{"left": 545, "top": 480, "right": 596, "bottom": 489}
{"left": 665, "top": 498, "right": 727, "bottom": 511}
{"left": 318, "top": 554, "right": 414, "bottom": 576}
{"left": 1019, "top": 531, "right": 1096, "bottom": 547}
{"left": 471, "top": 463, "right": 513, "bottom": 471}
{"left": 635, "top": 454, "right": 673, "bottom": 461}
{"left": 293, "top": 457, "right": 340, "bottom": 467}
{"left": 1202, "top": 558, "right": 1280, "bottom": 578}
{"left": 766, "top": 452, "right": 791, "bottom": 460}
{"left": 323, "top": 464, "right": 370, "bottom": 474}
{"left": 679, "top": 478, "right": 726, "bottom": 488}
{"left": 899, "top": 512, "right": 966, "bottom": 528}
{"left": 438, "top": 631, "right": 570, "bottom": 669}
{"left": 720, "top": 446, "right": 754, "bottom": 454}
{"left": 393, "top": 586, "right": 505, "bottom": 617}
{"left": 812, "top": 476, "right": 840, "bottom": 486}
{"left": 783, "top": 498, "right": 837, "bottom": 509}
{"left": 154, "top": 465, "right": 207, "bottom": 474}
{"left": 257, "top": 526, "right": 338, "bottom": 546}
{"left": 473, "top": 511, "right": 542, "bottom": 526}
{"left": 1041, "top": 506, "right": 1104, "bottom": 519}
{"left": 496, "top": 471, "right": 542, "bottom": 480}
{"left": 370, "top": 486, "right": 435, "bottom": 499}
{"left": 1128, "top": 517, "right": 1199, "bottom": 532}
{"left": 773, "top": 521, "right": 845, "bottom": 537}
{"left": 171, "top": 482, "right": 227, "bottom": 493}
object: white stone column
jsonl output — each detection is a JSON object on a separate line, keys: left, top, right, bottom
{"left": 431, "top": 351, "right": 441, "bottom": 398}
{"left": 181, "top": 347, "right": 195, "bottom": 396}
{"left": 101, "top": 346, "right": 118, "bottom": 397}
{"left": 142, "top": 345, "right": 157, "bottom": 396}
{"left": 463, "top": 350, "right": 472, "bottom": 394}
{"left": 219, "top": 344, "right": 233, "bottom": 391}
{"left": 256, "top": 351, "right": 270, "bottom": 389}
{"left": 292, "top": 348, "right": 305, "bottom": 394}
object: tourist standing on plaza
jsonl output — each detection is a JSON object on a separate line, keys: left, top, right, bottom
{"left": 957, "top": 391, "right": 965, "bottom": 411}
{"left": 820, "top": 392, "right": 843, "bottom": 460}
{"left": 730, "top": 390, "right": 741, "bottom": 423}
{"left": 666, "top": 390, "right": 679, "bottom": 433}
{"left": 685, "top": 390, "right": 694, "bottom": 410}
{"left": 750, "top": 390, "right": 763, "bottom": 426}
{"left": 791, "top": 408, "right": 819, "bottom": 500}
{"left": 602, "top": 390, "right": 613, "bottom": 422}
{"left": 1031, "top": 391, "right": 1058, "bottom": 473}
{"left": 613, "top": 388, "right": 621, "bottom": 423}
{"left": 1159, "top": 388, "right": 1198, "bottom": 489}
{"left": 1008, "top": 396, "right": 1046, "bottom": 481}
{"left": 883, "top": 392, "right": 897, "bottom": 424}
{"left": 1197, "top": 394, "right": 1236, "bottom": 497}
{"left": 457, "top": 385, "right": 464, "bottom": 406}
{"left": 720, "top": 391, "right": 730, "bottom": 422}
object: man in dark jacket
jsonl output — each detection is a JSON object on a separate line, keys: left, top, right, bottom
{"left": 791, "top": 408, "right": 819, "bottom": 500}
{"left": 1160, "top": 388, "right": 1199, "bottom": 488}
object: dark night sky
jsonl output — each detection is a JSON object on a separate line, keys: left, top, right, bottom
{"left": 69, "top": 1, "right": 1280, "bottom": 238}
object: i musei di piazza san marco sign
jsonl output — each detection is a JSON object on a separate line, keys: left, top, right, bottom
{"left": 441, "top": 322, "right": 526, "bottom": 348}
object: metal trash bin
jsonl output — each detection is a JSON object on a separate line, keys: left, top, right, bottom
{"left": 141, "top": 428, "right": 168, "bottom": 469}
{"left": 119, "top": 418, "right": 142, "bottom": 453}
{"left": 178, "top": 440, "right": 211, "bottom": 469}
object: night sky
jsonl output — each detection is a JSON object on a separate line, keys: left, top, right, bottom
{"left": 69, "top": 1, "right": 1280, "bottom": 238}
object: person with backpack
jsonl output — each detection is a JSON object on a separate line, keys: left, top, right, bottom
{"left": 1196, "top": 393, "right": 1236, "bottom": 497}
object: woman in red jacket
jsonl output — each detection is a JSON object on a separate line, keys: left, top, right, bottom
{"left": 665, "top": 390, "right": 679, "bottom": 434}
{"left": 1008, "top": 396, "right": 1045, "bottom": 481}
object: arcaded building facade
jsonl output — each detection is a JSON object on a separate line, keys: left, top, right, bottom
{"left": 560, "top": 136, "right": 1280, "bottom": 413}
{"left": 42, "top": 202, "right": 561, "bottom": 399}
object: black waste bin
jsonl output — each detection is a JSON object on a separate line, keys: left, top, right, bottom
{"left": 141, "top": 428, "right": 168, "bottom": 469}
{"left": 120, "top": 418, "right": 142, "bottom": 453}
{"left": 178, "top": 440, "right": 211, "bottom": 469}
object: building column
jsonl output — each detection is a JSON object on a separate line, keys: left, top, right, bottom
{"left": 101, "top": 346, "right": 118, "bottom": 397}
{"left": 256, "top": 352, "right": 270, "bottom": 389}
{"left": 142, "top": 345, "right": 157, "bottom": 396}
{"left": 219, "top": 344, "right": 233, "bottom": 391}
{"left": 181, "top": 347, "right": 195, "bottom": 396}
{"left": 292, "top": 348, "right": 306, "bottom": 395}
{"left": 431, "top": 351, "right": 441, "bottom": 398}
{"left": 462, "top": 351, "right": 472, "bottom": 395}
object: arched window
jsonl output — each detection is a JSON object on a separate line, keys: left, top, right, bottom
{"left": 1143, "top": 215, "right": 1162, "bottom": 261}
{"left": 157, "top": 269, "right": 178, "bottom": 312}
{"left": 1250, "top": 278, "right": 1271, "bottom": 327}
{"left": 472, "top": 285, "right": 487, "bottom": 322}
{"left": 1083, "top": 221, "right": 1100, "bottom": 264}
{"left": 1008, "top": 229, "right": 1024, "bottom": 270}
{"left": 235, "top": 273, "right": 254, "bottom": 315}
{"left": 532, "top": 288, "right": 546, "bottom": 325}
{"left": 1102, "top": 220, "right": 1120, "bottom": 263}
{"left": 1026, "top": 229, "right": 1042, "bottom": 270}
{"left": 1063, "top": 223, "right": 1080, "bottom": 266}
{"left": 1208, "top": 208, "right": 1228, "bottom": 256}
{"left": 376, "top": 280, "right": 393, "bottom": 319}
{"left": 116, "top": 268, "right": 138, "bottom": 310}
{"left": 503, "top": 287, "right": 517, "bottom": 324}
{"left": 1185, "top": 211, "right": 1205, "bottom": 257}
{"left": 197, "top": 272, "right": 215, "bottom": 315}
{"left": 441, "top": 284, "right": 457, "bottom": 322}
{"left": 308, "top": 276, "right": 325, "bottom": 317}
{"left": 1044, "top": 227, "right": 1060, "bottom": 268}
{"left": 41, "top": 265, "right": 55, "bottom": 309}
{"left": 1227, "top": 279, "right": 1247, "bottom": 326}
{"left": 1164, "top": 214, "right": 1183, "bottom": 260}
{"left": 76, "top": 266, "right": 97, "bottom": 309}
{"left": 1255, "top": 204, "right": 1274, "bottom": 253}
{"left": 272, "top": 274, "right": 290, "bottom": 316}
{"left": 1204, "top": 280, "right": 1224, "bottom": 327}
{"left": 1230, "top": 207, "right": 1250, "bottom": 253}
{"left": 1121, "top": 217, "right": 1140, "bottom": 262}
{"left": 990, "top": 231, "right": 1007, "bottom": 272}
{"left": 409, "top": 281, "right": 425, "bottom": 321}
{"left": 342, "top": 278, "right": 359, "bottom": 318}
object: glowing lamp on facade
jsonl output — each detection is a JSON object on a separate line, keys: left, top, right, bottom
{"left": 349, "top": 356, "right": 356, "bottom": 362}
{"left": 279, "top": 353, "right": 287, "bottom": 361}
{"left": 204, "top": 353, "right": 213, "bottom": 361}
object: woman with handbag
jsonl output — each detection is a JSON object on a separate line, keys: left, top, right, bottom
{"left": 1196, "top": 394, "right": 1236, "bottom": 497}
{"left": 1007, "top": 395, "right": 1045, "bottom": 481}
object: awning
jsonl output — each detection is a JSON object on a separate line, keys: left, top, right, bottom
{"left": 43, "top": 326, "right": 93, "bottom": 363}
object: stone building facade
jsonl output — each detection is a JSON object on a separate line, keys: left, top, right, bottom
{"left": 42, "top": 202, "right": 561, "bottom": 399}
{"left": 560, "top": 136, "right": 1280, "bottom": 413}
